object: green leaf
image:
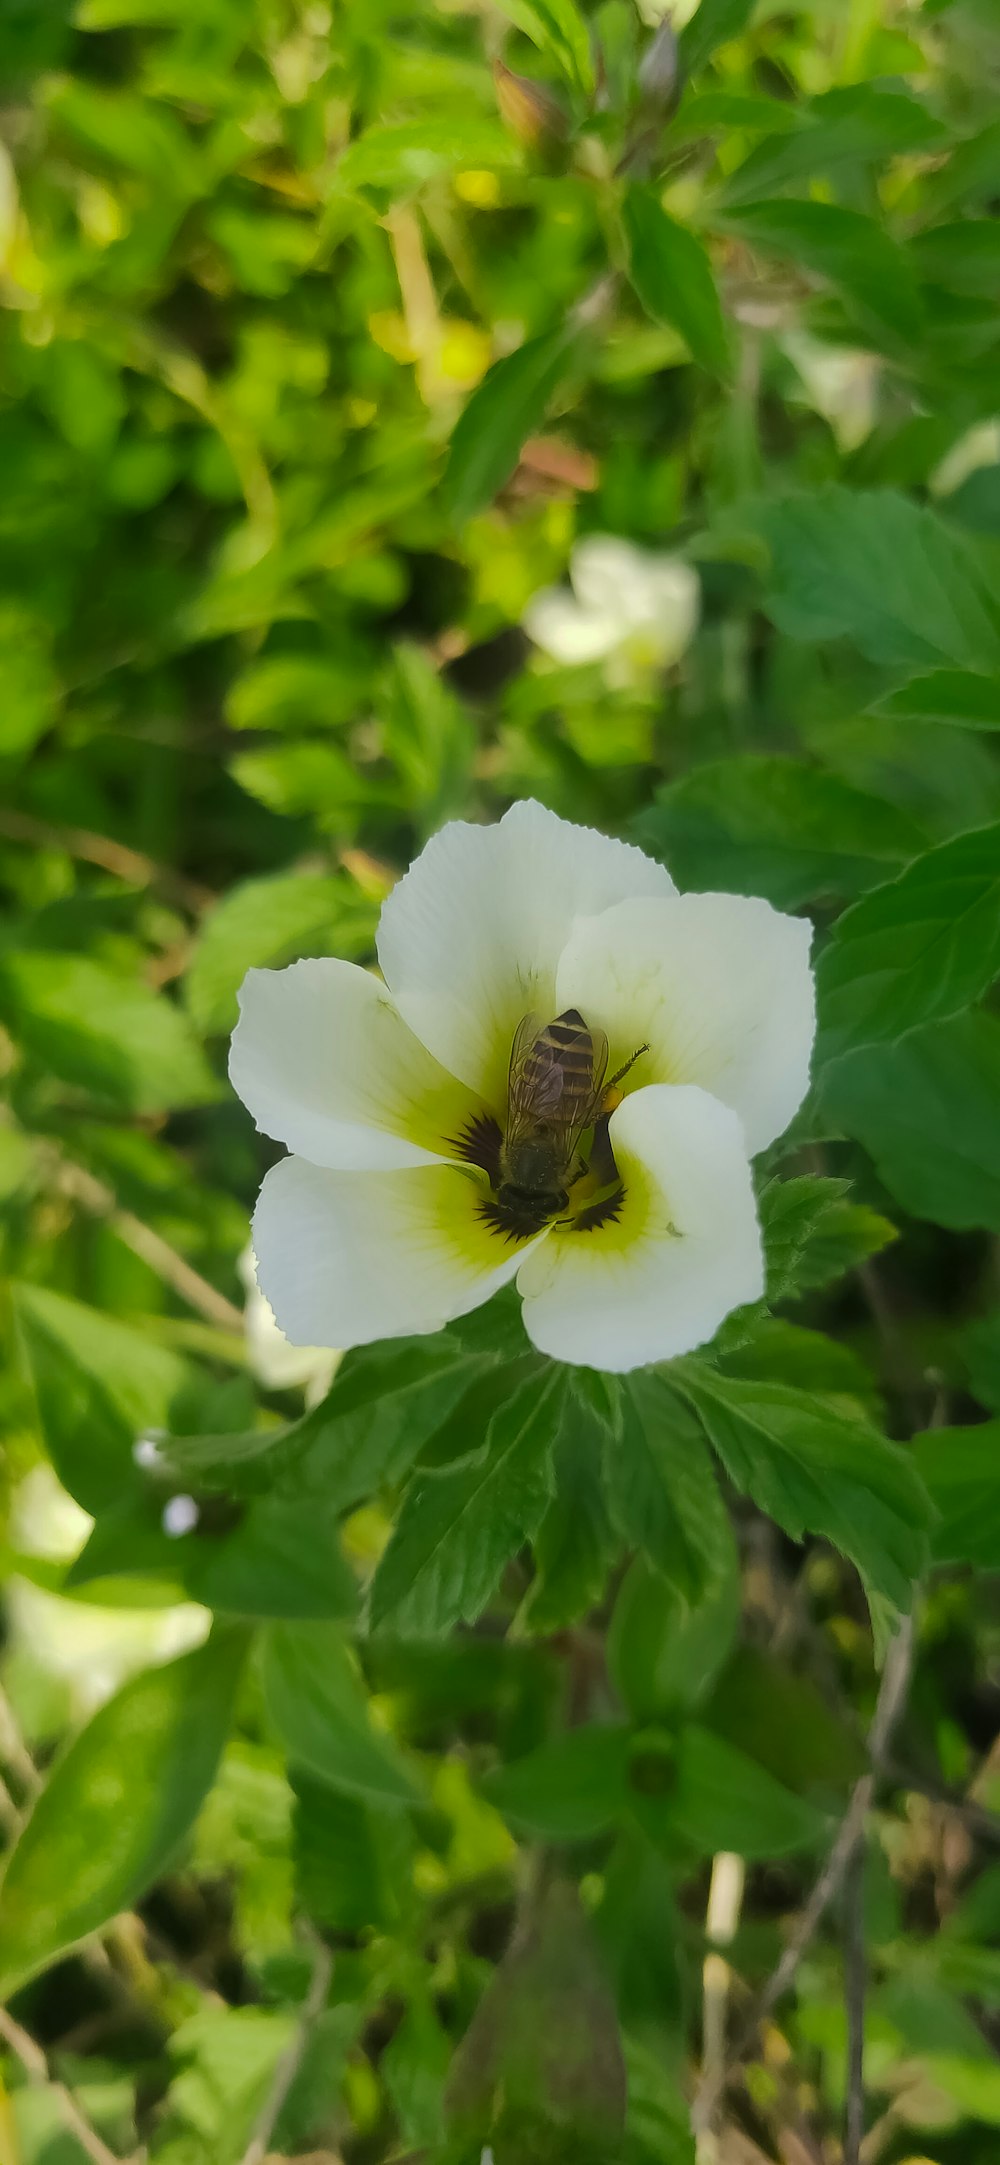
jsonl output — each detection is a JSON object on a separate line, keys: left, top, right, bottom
{"left": 622, "top": 188, "right": 729, "bottom": 377}
{"left": 677, "top": 0, "right": 755, "bottom": 78}
{"left": 446, "top": 1879, "right": 626, "bottom": 2164}
{"left": 13, "top": 1283, "right": 196, "bottom": 1513}
{"left": 484, "top": 1725, "right": 631, "bottom": 1840}
{"left": 623, "top": 2033, "right": 697, "bottom": 2165}
{"left": 815, "top": 823, "right": 1000, "bottom": 1066}
{"left": 185, "top": 870, "right": 376, "bottom": 1035}
{"left": 608, "top": 1549, "right": 740, "bottom": 1723}
{"left": 722, "top": 199, "right": 922, "bottom": 346}
{"left": 721, "top": 1317, "right": 881, "bottom": 1420}
{"left": 670, "top": 1365, "right": 931, "bottom": 1607}
{"left": 335, "top": 117, "right": 520, "bottom": 193}
{"left": 636, "top": 756, "right": 926, "bottom": 909}
{"left": 871, "top": 669, "right": 1000, "bottom": 730}
{"left": 289, "top": 1333, "right": 500, "bottom": 1517}
{"left": 292, "top": 1775, "right": 407, "bottom": 1933}
{"left": 188, "top": 1493, "right": 359, "bottom": 1619}
{"left": 494, "top": 0, "right": 594, "bottom": 94}
{"left": 0, "top": 1630, "right": 247, "bottom": 1998}
{"left": 522, "top": 1388, "right": 616, "bottom": 1631}
{"left": 382, "top": 1995, "right": 452, "bottom": 2150}
{"left": 913, "top": 1421, "right": 1000, "bottom": 1568}
{"left": 820, "top": 1011, "right": 1000, "bottom": 1231}
{"left": 444, "top": 326, "right": 582, "bottom": 524}
{"left": 755, "top": 488, "right": 1000, "bottom": 672}
{"left": 665, "top": 1725, "right": 827, "bottom": 1857}
{"left": 720, "top": 84, "right": 945, "bottom": 207}
{"left": 913, "top": 219, "right": 1000, "bottom": 296}
{"left": 760, "top": 1176, "right": 895, "bottom": 1305}
{"left": 367, "top": 1367, "right": 560, "bottom": 1635}
{"left": 261, "top": 1623, "right": 421, "bottom": 1807}
{"left": 0, "top": 951, "right": 218, "bottom": 1111}
{"left": 607, "top": 1375, "right": 732, "bottom": 1601}
{"left": 704, "top": 1644, "right": 867, "bottom": 1792}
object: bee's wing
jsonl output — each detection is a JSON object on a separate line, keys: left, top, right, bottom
{"left": 505, "top": 1013, "right": 565, "bottom": 1143}
{"left": 564, "top": 1027, "right": 609, "bottom": 1149}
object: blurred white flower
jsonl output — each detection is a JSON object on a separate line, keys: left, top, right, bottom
{"left": 230, "top": 801, "right": 814, "bottom": 1374}
{"left": 162, "top": 1494, "right": 200, "bottom": 1538}
{"left": 523, "top": 535, "right": 699, "bottom": 677}
{"left": 238, "top": 1243, "right": 340, "bottom": 1404}
{"left": 5, "top": 1465, "right": 210, "bottom": 1717}
{"left": 783, "top": 332, "right": 879, "bottom": 452}
{"left": 931, "top": 418, "right": 1000, "bottom": 499}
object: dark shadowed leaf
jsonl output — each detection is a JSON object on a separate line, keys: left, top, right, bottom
{"left": 446, "top": 1879, "right": 627, "bottom": 2163}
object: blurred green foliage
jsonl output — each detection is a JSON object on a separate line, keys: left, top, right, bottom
{"left": 2, "top": 0, "right": 1000, "bottom": 2160}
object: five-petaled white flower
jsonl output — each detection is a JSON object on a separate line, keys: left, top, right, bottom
{"left": 229, "top": 803, "right": 814, "bottom": 1373}
{"left": 523, "top": 535, "right": 699, "bottom": 676}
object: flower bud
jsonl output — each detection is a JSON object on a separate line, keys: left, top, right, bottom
{"left": 637, "top": 17, "right": 680, "bottom": 114}
{"left": 493, "top": 61, "right": 569, "bottom": 155}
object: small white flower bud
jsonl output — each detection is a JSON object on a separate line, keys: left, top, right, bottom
{"left": 162, "top": 1494, "right": 199, "bottom": 1538}
{"left": 133, "top": 1433, "right": 165, "bottom": 1470}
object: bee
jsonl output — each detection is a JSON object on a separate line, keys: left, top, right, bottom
{"left": 485, "top": 1009, "right": 648, "bottom": 1239}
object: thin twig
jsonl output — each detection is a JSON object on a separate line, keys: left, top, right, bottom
{"left": 238, "top": 1934, "right": 333, "bottom": 2165}
{"left": 0, "top": 2006, "right": 134, "bottom": 2165}
{"left": 842, "top": 1833, "right": 867, "bottom": 2165}
{"left": 691, "top": 1611, "right": 916, "bottom": 2135}
{"left": 0, "top": 807, "right": 213, "bottom": 914}
{"left": 47, "top": 1154, "right": 243, "bottom": 1334}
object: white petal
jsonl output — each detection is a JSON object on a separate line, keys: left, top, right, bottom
{"left": 555, "top": 891, "right": 814, "bottom": 1155}
{"left": 523, "top": 586, "right": 622, "bottom": 664}
{"left": 570, "top": 535, "right": 649, "bottom": 620}
{"left": 377, "top": 801, "right": 677, "bottom": 1104}
{"left": 517, "top": 1084, "right": 763, "bottom": 1371}
{"left": 253, "top": 1154, "right": 540, "bottom": 1350}
{"left": 571, "top": 538, "right": 700, "bottom": 661}
{"left": 229, "top": 959, "right": 477, "bottom": 1172}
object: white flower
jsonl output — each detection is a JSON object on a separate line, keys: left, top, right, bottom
{"left": 238, "top": 1243, "right": 340, "bottom": 1403}
{"left": 6, "top": 1466, "right": 210, "bottom": 1716}
{"left": 523, "top": 536, "right": 699, "bottom": 675}
{"left": 229, "top": 803, "right": 814, "bottom": 1374}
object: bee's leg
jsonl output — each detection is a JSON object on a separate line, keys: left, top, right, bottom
{"left": 602, "top": 1041, "right": 650, "bottom": 1111}
{"left": 586, "top": 1114, "right": 618, "bottom": 1189}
